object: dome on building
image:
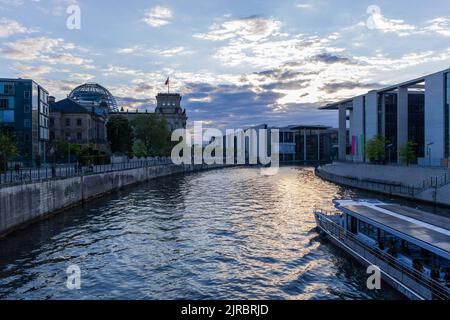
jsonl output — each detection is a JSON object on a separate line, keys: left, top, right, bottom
{"left": 69, "top": 83, "right": 118, "bottom": 112}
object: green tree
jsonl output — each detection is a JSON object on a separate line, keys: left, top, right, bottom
{"left": 0, "top": 132, "right": 18, "bottom": 172}
{"left": 366, "top": 136, "right": 388, "bottom": 164}
{"left": 106, "top": 115, "right": 133, "bottom": 154}
{"left": 399, "top": 141, "right": 418, "bottom": 166}
{"left": 132, "top": 139, "right": 148, "bottom": 158}
{"left": 131, "top": 114, "right": 171, "bottom": 156}
{"left": 55, "top": 140, "right": 82, "bottom": 162}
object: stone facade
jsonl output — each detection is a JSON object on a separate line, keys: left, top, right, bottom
{"left": 155, "top": 93, "right": 187, "bottom": 131}
{"left": 49, "top": 98, "right": 107, "bottom": 149}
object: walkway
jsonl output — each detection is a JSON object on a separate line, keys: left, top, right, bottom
{"left": 317, "top": 162, "right": 450, "bottom": 206}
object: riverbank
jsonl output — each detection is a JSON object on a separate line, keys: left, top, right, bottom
{"left": 316, "top": 162, "right": 450, "bottom": 207}
{"left": 0, "top": 163, "right": 229, "bottom": 239}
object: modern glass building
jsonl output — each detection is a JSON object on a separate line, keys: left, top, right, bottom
{"left": 321, "top": 68, "right": 450, "bottom": 166}
{"left": 0, "top": 78, "right": 49, "bottom": 166}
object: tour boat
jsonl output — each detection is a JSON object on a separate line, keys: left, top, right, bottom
{"left": 314, "top": 199, "right": 450, "bottom": 300}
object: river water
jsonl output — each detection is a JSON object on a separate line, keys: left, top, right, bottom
{"left": 3, "top": 166, "right": 439, "bottom": 300}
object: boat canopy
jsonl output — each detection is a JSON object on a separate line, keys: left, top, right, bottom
{"left": 335, "top": 200, "right": 450, "bottom": 260}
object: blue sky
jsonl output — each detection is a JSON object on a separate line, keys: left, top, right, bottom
{"left": 1, "top": 0, "right": 450, "bottom": 129}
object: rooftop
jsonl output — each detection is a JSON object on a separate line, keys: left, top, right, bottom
{"left": 319, "top": 67, "right": 450, "bottom": 110}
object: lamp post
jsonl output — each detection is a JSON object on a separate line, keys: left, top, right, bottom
{"left": 427, "top": 142, "right": 434, "bottom": 167}
{"left": 386, "top": 144, "right": 393, "bottom": 164}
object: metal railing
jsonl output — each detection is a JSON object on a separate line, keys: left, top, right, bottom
{"left": 315, "top": 211, "right": 450, "bottom": 300}
{"left": 418, "top": 173, "right": 450, "bottom": 191}
{"left": 315, "top": 168, "right": 422, "bottom": 197}
{"left": 0, "top": 157, "right": 173, "bottom": 187}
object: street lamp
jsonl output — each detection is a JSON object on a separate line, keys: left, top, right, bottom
{"left": 427, "top": 142, "right": 434, "bottom": 167}
{"left": 386, "top": 144, "right": 393, "bottom": 164}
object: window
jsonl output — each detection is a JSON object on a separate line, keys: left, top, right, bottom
{"left": 77, "top": 118, "right": 82, "bottom": 126}
{"left": 77, "top": 132, "right": 82, "bottom": 140}
{"left": 50, "top": 117, "right": 54, "bottom": 126}
{"left": 0, "top": 98, "right": 8, "bottom": 110}
{"left": 65, "top": 118, "right": 71, "bottom": 126}
{"left": 359, "top": 221, "right": 377, "bottom": 240}
{"left": 2, "top": 83, "right": 14, "bottom": 95}
{"left": 65, "top": 132, "right": 71, "bottom": 140}
{"left": 0, "top": 110, "right": 14, "bottom": 122}
{"left": 24, "top": 119, "right": 31, "bottom": 128}
{"left": 25, "top": 133, "right": 30, "bottom": 141}
{"left": 24, "top": 91, "right": 31, "bottom": 99}
{"left": 24, "top": 104, "right": 31, "bottom": 113}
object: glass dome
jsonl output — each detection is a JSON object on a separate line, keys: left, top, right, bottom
{"left": 69, "top": 83, "right": 118, "bottom": 112}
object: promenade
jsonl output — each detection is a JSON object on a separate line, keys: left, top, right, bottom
{"left": 317, "top": 162, "right": 450, "bottom": 207}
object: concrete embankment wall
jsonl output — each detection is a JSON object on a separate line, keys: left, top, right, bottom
{"left": 0, "top": 164, "right": 225, "bottom": 238}
{"left": 316, "top": 164, "right": 450, "bottom": 207}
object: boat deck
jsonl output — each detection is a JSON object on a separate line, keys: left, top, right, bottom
{"left": 378, "top": 205, "right": 450, "bottom": 230}
{"left": 341, "top": 204, "right": 450, "bottom": 256}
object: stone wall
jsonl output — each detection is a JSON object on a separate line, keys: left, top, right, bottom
{"left": 0, "top": 164, "right": 225, "bottom": 238}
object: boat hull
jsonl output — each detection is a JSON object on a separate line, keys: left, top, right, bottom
{"left": 315, "top": 213, "right": 427, "bottom": 300}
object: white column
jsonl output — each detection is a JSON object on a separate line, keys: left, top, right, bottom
{"left": 317, "top": 132, "right": 321, "bottom": 162}
{"left": 397, "top": 86, "right": 409, "bottom": 163}
{"left": 365, "top": 91, "right": 378, "bottom": 142}
{"left": 338, "top": 104, "right": 347, "bottom": 161}
{"left": 303, "top": 129, "right": 307, "bottom": 161}
{"left": 425, "top": 72, "right": 446, "bottom": 164}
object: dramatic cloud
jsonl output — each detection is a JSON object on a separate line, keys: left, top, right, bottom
{"left": 144, "top": 6, "right": 172, "bottom": 27}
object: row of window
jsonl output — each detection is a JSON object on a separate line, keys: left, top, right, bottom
{"left": 64, "top": 118, "right": 84, "bottom": 126}
{"left": 64, "top": 132, "right": 84, "bottom": 140}
{"left": 162, "top": 102, "right": 177, "bottom": 107}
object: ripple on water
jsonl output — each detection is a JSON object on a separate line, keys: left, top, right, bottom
{"left": 0, "top": 167, "right": 406, "bottom": 300}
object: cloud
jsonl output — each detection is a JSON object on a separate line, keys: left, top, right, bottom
{"left": 310, "top": 53, "right": 358, "bottom": 65}
{"left": 321, "top": 81, "right": 383, "bottom": 94}
{"left": 143, "top": 6, "right": 172, "bottom": 27}
{"left": 364, "top": 11, "right": 450, "bottom": 37}
{"left": 117, "top": 45, "right": 194, "bottom": 57}
{"left": 12, "top": 63, "right": 53, "bottom": 78}
{"left": 0, "top": 17, "right": 34, "bottom": 37}
{"left": 193, "top": 16, "right": 282, "bottom": 41}
{"left": 368, "top": 11, "right": 417, "bottom": 36}
{"left": 0, "top": 36, "right": 93, "bottom": 65}
{"left": 295, "top": 3, "right": 312, "bottom": 9}
{"left": 423, "top": 17, "right": 450, "bottom": 37}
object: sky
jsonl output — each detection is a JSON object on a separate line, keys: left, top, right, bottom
{"left": 1, "top": 0, "right": 450, "bottom": 130}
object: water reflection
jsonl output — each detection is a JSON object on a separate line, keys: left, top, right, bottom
{"left": 0, "top": 166, "right": 434, "bottom": 300}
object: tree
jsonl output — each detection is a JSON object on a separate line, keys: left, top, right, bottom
{"left": 366, "top": 136, "right": 388, "bottom": 164}
{"left": 54, "top": 140, "right": 82, "bottom": 163}
{"left": 399, "top": 141, "right": 418, "bottom": 166}
{"left": 106, "top": 115, "right": 133, "bottom": 154}
{"left": 0, "top": 132, "right": 18, "bottom": 172}
{"left": 132, "top": 139, "right": 148, "bottom": 158}
{"left": 131, "top": 114, "right": 171, "bottom": 156}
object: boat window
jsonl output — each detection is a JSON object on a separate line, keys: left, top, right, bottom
{"left": 358, "top": 220, "right": 377, "bottom": 240}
